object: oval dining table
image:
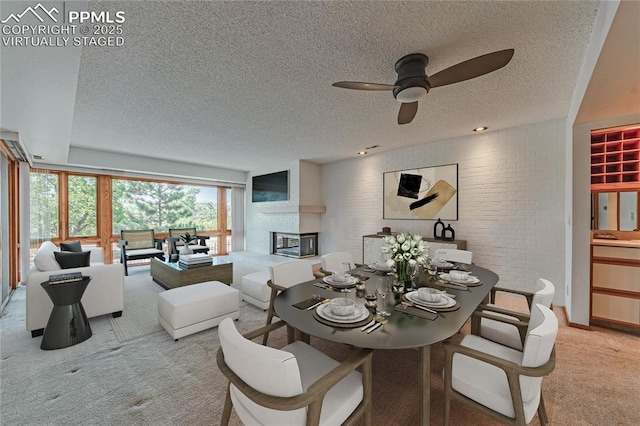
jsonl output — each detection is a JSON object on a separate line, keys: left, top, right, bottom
{"left": 274, "top": 264, "right": 499, "bottom": 426}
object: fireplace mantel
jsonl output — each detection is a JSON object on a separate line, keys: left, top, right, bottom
{"left": 255, "top": 204, "right": 326, "bottom": 214}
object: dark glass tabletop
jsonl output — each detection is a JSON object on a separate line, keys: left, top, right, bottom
{"left": 274, "top": 265, "right": 499, "bottom": 350}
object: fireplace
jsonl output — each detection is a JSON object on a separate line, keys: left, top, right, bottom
{"left": 271, "top": 232, "right": 318, "bottom": 258}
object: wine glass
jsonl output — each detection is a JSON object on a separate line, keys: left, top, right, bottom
{"left": 342, "top": 262, "right": 352, "bottom": 277}
{"left": 376, "top": 277, "right": 391, "bottom": 316}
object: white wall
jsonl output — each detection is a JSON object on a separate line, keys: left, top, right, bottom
{"left": 245, "top": 160, "right": 300, "bottom": 253}
{"left": 320, "top": 119, "right": 567, "bottom": 304}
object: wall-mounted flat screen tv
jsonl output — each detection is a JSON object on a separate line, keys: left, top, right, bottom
{"left": 252, "top": 171, "right": 289, "bottom": 202}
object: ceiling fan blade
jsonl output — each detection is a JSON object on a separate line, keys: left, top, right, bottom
{"left": 332, "top": 81, "right": 397, "bottom": 91}
{"left": 427, "top": 49, "right": 515, "bottom": 88}
{"left": 398, "top": 102, "right": 418, "bottom": 125}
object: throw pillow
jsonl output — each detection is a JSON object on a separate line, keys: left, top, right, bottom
{"left": 33, "top": 241, "right": 62, "bottom": 272}
{"left": 60, "top": 240, "right": 82, "bottom": 252}
{"left": 54, "top": 251, "right": 91, "bottom": 269}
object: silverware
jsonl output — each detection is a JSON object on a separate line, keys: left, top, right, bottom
{"left": 306, "top": 299, "right": 330, "bottom": 310}
{"left": 360, "top": 319, "right": 376, "bottom": 331}
{"left": 438, "top": 279, "right": 469, "bottom": 290}
{"left": 401, "top": 301, "right": 439, "bottom": 315}
{"left": 366, "top": 322, "right": 383, "bottom": 333}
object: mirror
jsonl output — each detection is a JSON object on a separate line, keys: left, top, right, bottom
{"left": 592, "top": 191, "right": 639, "bottom": 231}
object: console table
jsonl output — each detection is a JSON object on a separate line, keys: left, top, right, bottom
{"left": 363, "top": 234, "right": 467, "bottom": 264}
{"left": 40, "top": 277, "right": 93, "bottom": 350}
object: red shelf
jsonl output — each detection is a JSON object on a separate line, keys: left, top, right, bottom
{"left": 591, "top": 124, "right": 640, "bottom": 190}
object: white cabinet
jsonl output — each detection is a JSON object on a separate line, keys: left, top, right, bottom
{"left": 362, "top": 234, "right": 467, "bottom": 265}
{"left": 591, "top": 242, "right": 640, "bottom": 331}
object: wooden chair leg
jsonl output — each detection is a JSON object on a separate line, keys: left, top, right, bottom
{"left": 221, "top": 385, "right": 232, "bottom": 426}
{"left": 538, "top": 393, "right": 548, "bottom": 425}
{"left": 363, "top": 355, "right": 373, "bottom": 426}
{"left": 262, "top": 287, "right": 278, "bottom": 346}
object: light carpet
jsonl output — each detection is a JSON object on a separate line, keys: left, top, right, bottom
{"left": 1, "top": 270, "right": 639, "bottom": 425}
{"left": 108, "top": 270, "right": 165, "bottom": 342}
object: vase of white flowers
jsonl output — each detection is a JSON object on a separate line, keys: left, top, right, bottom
{"left": 381, "top": 233, "right": 429, "bottom": 292}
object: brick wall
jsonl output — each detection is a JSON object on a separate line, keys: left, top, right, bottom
{"left": 320, "top": 119, "right": 567, "bottom": 301}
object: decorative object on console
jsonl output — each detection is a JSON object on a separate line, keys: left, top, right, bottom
{"left": 383, "top": 164, "right": 458, "bottom": 220}
{"left": 433, "top": 218, "right": 456, "bottom": 241}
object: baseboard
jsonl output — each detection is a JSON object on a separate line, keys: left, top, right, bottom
{"left": 562, "top": 306, "right": 591, "bottom": 330}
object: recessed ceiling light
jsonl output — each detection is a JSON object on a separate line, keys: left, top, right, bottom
{"left": 33, "top": 155, "right": 44, "bottom": 160}
{"left": 473, "top": 126, "right": 488, "bottom": 132}
{"left": 357, "top": 151, "right": 367, "bottom": 156}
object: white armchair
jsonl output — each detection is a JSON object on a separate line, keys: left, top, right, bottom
{"left": 217, "top": 318, "right": 373, "bottom": 426}
{"left": 434, "top": 248, "right": 473, "bottom": 264}
{"left": 320, "top": 252, "right": 357, "bottom": 275}
{"left": 444, "top": 304, "right": 558, "bottom": 425}
{"left": 264, "top": 260, "right": 315, "bottom": 345}
{"left": 472, "top": 278, "right": 555, "bottom": 350}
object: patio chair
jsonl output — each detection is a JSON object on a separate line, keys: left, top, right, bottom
{"left": 119, "top": 229, "right": 164, "bottom": 276}
{"left": 167, "top": 227, "right": 210, "bottom": 256}
{"left": 217, "top": 318, "right": 373, "bottom": 426}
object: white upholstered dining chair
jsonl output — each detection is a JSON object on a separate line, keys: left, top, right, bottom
{"left": 472, "top": 278, "right": 555, "bottom": 350}
{"left": 217, "top": 318, "right": 373, "bottom": 426}
{"left": 434, "top": 248, "right": 473, "bottom": 264}
{"left": 263, "top": 260, "right": 315, "bottom": 345}
{"left": 444, "top": 304, "right": 558, "bottom": 425}
{"left": 320, "top": 252, "right": 356, "bottom": 275}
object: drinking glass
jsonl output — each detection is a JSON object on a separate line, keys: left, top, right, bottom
{"left": 376, "top": 277, "right": 391, "bottom": 316}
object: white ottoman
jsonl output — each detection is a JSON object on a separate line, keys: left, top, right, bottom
{"left": 241, "top": 270, "right": 272, "bottom": 310}
{"left": 158, "top": 281, "right": 239, "bottom": 340}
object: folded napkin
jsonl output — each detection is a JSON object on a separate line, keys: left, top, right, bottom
{"left": 394, "top": 303, "right": 437, "bottom": 320}
{"left": 293, "top": 298, "right": 322, "bottom": 310}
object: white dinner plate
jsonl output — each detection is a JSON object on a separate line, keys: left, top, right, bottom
{"left": 368, "top": 263, "right": 393, "bottom": 272}
{"left": 317, "top": 304, "right": 369, "bottom": 323}
{"left": 406, "top": 291, "right": 456, "bottom": 308}
{"left": 439, "top": 273, "right": 480, "bottom": 284}
{"left": 430, "top": 259, "right": 454, "bottom": 268}
{"left": 323, "top": 275, "right": 358, "bottom": 285}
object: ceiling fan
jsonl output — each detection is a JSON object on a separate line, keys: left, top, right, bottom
{"left": 332, "top": 49, "right": 515, "bottom": 125}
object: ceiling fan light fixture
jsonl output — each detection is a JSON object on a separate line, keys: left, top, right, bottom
{"left": 395, "top": 86, "right": 427, "bottom": 103}
{"left": 473, "top": 126, "right": 488, "bottom": 132}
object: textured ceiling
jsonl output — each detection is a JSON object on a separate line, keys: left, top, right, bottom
{"left": 3, "top": 1, "right": 604, "bottom": 173}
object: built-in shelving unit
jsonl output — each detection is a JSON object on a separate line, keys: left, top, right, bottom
{"left": 591, "top": 124, "right": 640, "bottom": 191}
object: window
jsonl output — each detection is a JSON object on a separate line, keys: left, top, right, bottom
{"left": 30, "top": 171, "right": 59, "bottom": 240}
{"left": 112, "top": 179, "right": 219, "bottom": 232}
{"left": 68, "top": 175, "right": 97, "bottom": 236}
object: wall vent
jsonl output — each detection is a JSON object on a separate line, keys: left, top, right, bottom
{"left": 0, "top": 132, "right": 33, "bottom": 166}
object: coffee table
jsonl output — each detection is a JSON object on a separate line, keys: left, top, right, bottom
{"left": 150, "top": 257, "right": 233, "bottom": 289}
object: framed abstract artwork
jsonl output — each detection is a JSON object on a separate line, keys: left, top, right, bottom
{"left": 383, "top": 163, "right": 458, "bottom": 220}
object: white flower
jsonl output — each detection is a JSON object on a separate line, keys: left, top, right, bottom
{"left": 381, "top": 232, "right": 430, "bottom": 267}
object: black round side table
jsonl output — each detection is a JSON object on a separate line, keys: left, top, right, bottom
{"left": 40, "top": 277, "right": 93, "bottom": 350}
